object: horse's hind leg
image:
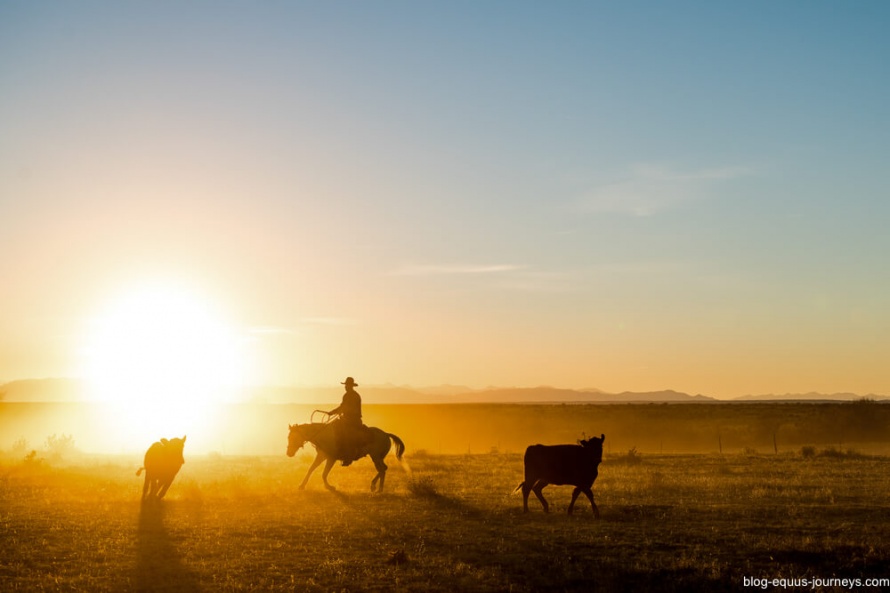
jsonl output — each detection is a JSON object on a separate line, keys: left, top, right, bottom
{"left": 370, "top": 456, "right": 388, "bottom": 493}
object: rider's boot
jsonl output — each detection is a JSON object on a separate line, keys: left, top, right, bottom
{"left": 341, "top": 445, "right": 361, "bottom": 467}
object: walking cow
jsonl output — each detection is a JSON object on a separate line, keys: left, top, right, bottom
{"left": 137, "top": 436, "right": 186, "bottom": 502}
{"left": 516, "top": 434, "right": 605, "bottom": 517}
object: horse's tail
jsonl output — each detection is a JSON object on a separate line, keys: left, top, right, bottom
{"left": 136, "top": 467, "right": 145, "bottom": 477}
{"left": 387, "top": 433, "right": 406, "bottom": 461}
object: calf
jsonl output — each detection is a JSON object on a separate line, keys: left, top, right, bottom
{"left": 516, "top": 434, "right": 605, "bottom": 516}
{"left": 137, "top": 436, "right": 186, "bottom": 502}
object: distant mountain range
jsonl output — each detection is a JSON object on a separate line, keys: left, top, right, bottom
{"left": 2, "top": 378, "right": 887, "bottom": 404}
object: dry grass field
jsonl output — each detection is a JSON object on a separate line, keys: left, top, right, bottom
{"left": 3, "top": 445, "right": 890, "bottom": 592}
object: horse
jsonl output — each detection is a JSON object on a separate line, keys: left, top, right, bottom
{"left": 287, "top": 422, "right": 405, "bottom": 492}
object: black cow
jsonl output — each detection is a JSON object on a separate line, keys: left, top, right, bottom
{"left": 137, "top": 436, "right": 186, "bottom": 502}
{"left": 516, "top": 434, "right": 605, "bottom": 516}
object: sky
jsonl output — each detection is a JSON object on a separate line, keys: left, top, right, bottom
{"left": 1, "top": 1, "right": 889, "bottom": 399}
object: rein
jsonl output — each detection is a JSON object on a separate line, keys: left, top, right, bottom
{"left": 294, "top": 422, "right": 330, "bottom": 447}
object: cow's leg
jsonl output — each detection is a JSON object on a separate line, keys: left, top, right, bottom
{"left": 299, "top": 452, "right": 325, "bottom": 490}
{"left": 521, "top": 482, "right": 532, "bottom": 513}
{"left": 321, "top": 457, "right": 337, "bottom": 491}
{"left": 582, "top": 488, "right": 599, "bottom": 518}
{"left": 149, "top": 478, "right": 160, "bottom": 499}
{"left": 532, "top": 481, "right": 550, "bottom": 513}
{"left": 156, "top": 478, "right": 172, "bottom": 500}
{"left": 568, "top": 487, "right": 582, "bottom": 515}
{"left": 142, "top": 474, "right": 150, "bottom": 502}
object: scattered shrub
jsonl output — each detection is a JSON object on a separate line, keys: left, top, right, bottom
{"left": 407, "top": 475, "right": 439, "bottom": 498}
{"left": 23, "top": 450, "right": 43, "bottom": 466}
{"left": 800, "top": 446, "right": 867, "bottom": 460}
{"left": 818, "top": 447, "right": 867, "bottom": 460}
{"left": 611, "top": 446, "right": 643, "bottom": 465}
{"left": 44, "top": 433, "right": 76, "bottom": 461}
{"left": 12, "top": 437, "right": 29, "bottom": 455}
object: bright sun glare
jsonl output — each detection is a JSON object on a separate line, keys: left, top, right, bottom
{"left": 83, "top": 284, "right": 247, "bottom": 451}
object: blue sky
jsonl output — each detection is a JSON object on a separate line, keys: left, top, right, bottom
{"left": 1, "top": 2, "right": 888, "bottom": 397}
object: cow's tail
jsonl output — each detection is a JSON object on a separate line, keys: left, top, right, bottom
{"left": 513, "top": 481, "right": 525, "bottom": 494}
{"left": 136, "top": 467, "right": 144, "bottom": 476}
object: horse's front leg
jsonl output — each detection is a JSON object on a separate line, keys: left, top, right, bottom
{"left": 300, "top": 452, "right": 326, "bottom": 490}
{"left": 321, "top": 457, "right": 337, "bottom": 491}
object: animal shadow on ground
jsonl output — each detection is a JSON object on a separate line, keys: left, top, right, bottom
{"left": 297, "top": 486, "right": 354, "bottom": 507}
{"left": 134, "top": 503, "right": 199, "bottom": 593}
{"left": 412, "top": 488, "right": 486, "bottom": 521}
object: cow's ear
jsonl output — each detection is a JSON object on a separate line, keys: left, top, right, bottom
{"left": 289, "top": 424, "right": 293, "bottom": 429}
{"left": 161, "top": 438, "right": 169, "bottom": 445}
{"left": 182, "top": 435, "right": 187, "bottom": 443}
{"left": 601, "top": 434, "right": 605, "bottom": 442}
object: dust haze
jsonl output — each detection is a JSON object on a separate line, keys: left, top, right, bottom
{"left": 3, "top": 400, "right": 889, "bottom": 458}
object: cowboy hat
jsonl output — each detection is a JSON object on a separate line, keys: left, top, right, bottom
{"left": 341, "top": 377, "right": 358, "bottom": 386}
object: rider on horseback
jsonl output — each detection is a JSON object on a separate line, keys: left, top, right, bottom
{"left": 327, "top": 377, "right": 371, "bottom": 466}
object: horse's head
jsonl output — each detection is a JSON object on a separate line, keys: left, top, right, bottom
{"left": 287, "top": 424, "right": 306, "bottom": 457}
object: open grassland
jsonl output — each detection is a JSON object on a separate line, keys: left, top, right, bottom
{"left": 3, "top": 449, "right": 890, "bottom": 592}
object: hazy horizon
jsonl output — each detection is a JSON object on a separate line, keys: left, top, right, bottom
{"left": 3, "top": 3, "right": 889, "bottom": 404}
{"left": 3, "top": 375, "right": 888, "bottom": 403}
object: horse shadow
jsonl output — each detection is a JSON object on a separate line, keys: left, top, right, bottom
{"left": 134, "top": 502, "right": 199, "bottom": 592}
{"left": 411, "top": 489, "right": 487, "bottom": 521}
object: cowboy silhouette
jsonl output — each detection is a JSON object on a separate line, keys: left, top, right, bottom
{"left": 327, "top": 377, "right": 371, "bottom": 466}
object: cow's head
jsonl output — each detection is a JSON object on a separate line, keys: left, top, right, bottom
{"left": 165, "top": 435, "right": 187, "bottom": 465}
{"left": 580, "top": 433, "right": 605, "bottom": 462}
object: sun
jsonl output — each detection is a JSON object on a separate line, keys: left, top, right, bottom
{"left": 82, "top": 283, "right": 248, "bottom": 450}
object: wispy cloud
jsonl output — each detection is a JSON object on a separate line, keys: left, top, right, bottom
{"left": 389, "top": 263, "right": 526, "bottom": 277}
{"left": 581, "top": 163, "right": 751, "bottom": 216}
